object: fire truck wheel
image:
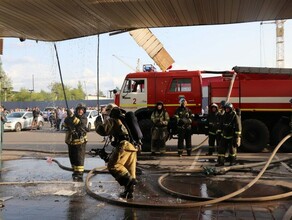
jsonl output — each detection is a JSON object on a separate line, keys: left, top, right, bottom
{"left": 241, "top": 119, "right": 269, "bottom": 153}
{"left": 272, "top": 119, "right": 292, "bottom": 152}
{"left": 138, "top": 119, "right": 152, "bottom": 152}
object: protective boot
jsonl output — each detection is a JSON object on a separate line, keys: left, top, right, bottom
{"left": 215, "top": 156, "right": 225, "bottom": 167}
{"left": 229, "top": 156, "right": 237, "bottom": 166}
{"left": 117, "top": 174, "right": 137, "bottom": 199}
{"left": 187, "top": 149, "right": 192, "bottom": 156}
{"left": 72, "top": 172, "right": 83, "bottom": 182}
{"left": 120, "top": 178, "right": 137, "bottom": 199}
{"left": 205, "top": 148, "right": 213, "bottom": 156}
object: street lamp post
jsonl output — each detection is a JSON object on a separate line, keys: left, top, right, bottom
{"left": 28, "top": 89, "right": 34, "bottom": 101}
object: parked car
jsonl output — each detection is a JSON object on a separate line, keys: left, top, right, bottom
{"left": 86, "top": 109, "right": 101, "bottom": 131}
{"left": 4, "top": 111, "right": 45, "bottom": 132}
{"left": 59, "top": 109, "right": 102, "bottom": 131}
{"left": 42, "top": 107, "right": 57, "bottom": 121}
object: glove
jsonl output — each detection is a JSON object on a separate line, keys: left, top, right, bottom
{"left": 234, "top": 136, "right": 241, "bottom": 147}
{"left": 64, "top": 115, "right": 76, "bottom": 127}
{"left": 67, "top": 109, "right": 73, "bottom": 117}
{"left": 158, "top": 121, "right": 167, "bottom": 127}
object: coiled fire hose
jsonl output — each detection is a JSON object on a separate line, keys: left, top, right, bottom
{"left": 84, "top": 133, "right": 292, "bottom": 208}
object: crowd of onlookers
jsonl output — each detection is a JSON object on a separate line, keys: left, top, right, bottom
{"left": 2, "top": 105, "right": 102, "bottom": 131}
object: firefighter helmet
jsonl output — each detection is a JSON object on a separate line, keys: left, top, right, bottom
{"left": 75, "top": 103, "right": 86, "bottom": 113}
{"left": 110, "top": 107, "right": 122, "bottom": 119}
{"left": 224, "top": 102, "right": 233, "bottom": 110}
{"left": 156, "top": 101, "right": 163, "bottom": 106}
{"left": 105, "top": 103, "right": 118, "bottom": 115}
{"left": 155, "top": 101, "right": 164, "bottom": 109}
{"left": 220, "top": 100, "right": 226, "bottom": 107}
{"left": 179, "top": 97, "right": 187, "bottom": 104}
{"left": 210, "top": 103, "right": 218, "bottom": 109}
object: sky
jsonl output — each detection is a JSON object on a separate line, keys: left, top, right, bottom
{"left": 1, "top": 19, "right": 292, "bottom": 97}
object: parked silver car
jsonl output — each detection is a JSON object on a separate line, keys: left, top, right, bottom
{"left": 4, "top": 111, "right": 45, "bottom": 132}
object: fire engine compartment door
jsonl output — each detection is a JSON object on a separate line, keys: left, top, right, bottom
{"left": 120, "top": 78, "right": 147, "bottom": 112}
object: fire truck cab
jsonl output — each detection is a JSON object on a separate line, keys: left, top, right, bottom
{"left": 114, "top": 65, "right": 206, "bottom": 151}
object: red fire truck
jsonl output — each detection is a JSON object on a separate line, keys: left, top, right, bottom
{"left": 114, "top": 65, "right": 292, "bottom": 152}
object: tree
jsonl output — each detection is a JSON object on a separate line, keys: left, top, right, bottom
{"left": 49, "top": 82, "right": 85, "bottom": 101}
{"left": 9, "top": 82, "right": 86, "bottom": 101}
{"left": 11, "top": 88, "right": 31, "bottom": 101}
{"left": 0, "top": 57, "right": 13, "bottom": 101}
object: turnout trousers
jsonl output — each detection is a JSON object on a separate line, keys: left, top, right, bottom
{"left": 68, "top": 143, "right": 86, "bottom": 174}
{"left": 107, "top": 140, "right": 138, "bottom": 186}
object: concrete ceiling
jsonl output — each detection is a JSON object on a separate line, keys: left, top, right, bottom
{"left": 0, "top": 0, "right": 292, "bottom": 41}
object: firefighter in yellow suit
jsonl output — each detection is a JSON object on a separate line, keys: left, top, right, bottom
{"left": 95, "top": 105, "right": 138, "bottom": 199}
{"left": 64, "top": 103, "right": 88, "bottom": 182}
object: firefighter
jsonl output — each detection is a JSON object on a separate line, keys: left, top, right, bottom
{"left": 219, "top": 100, "right": 226, "bottom": 115}
{"left": 216, "top": 102, "right": 241, "bottom": 166}
{"left": 205, "top": 103, "right": 221, "bottom": 156}
{"left": 290, "top": 98, "right": 292, "bottom": 132}
{"left": 174, "top": 98, "right": 193, "bottom": 156}
{"left": 150, "top": 101, "right": 170, "bottom": 156}
{"left": 64, "top": 103, "right": 88, "bottom": 182}
{"left": 95, "top": 105, "right": 138, "bottom": 199}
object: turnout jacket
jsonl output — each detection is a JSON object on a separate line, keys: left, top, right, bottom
{"left": 205, "top": 111, "right": 221, "bottom": 135}
{"left": 151, "top": 110, "right": 170, "bottom": 127}
{"left": 174, "top": 106, "right": 192, "bottom": 129}
{"left": 64, "top": 113, "right": 88, "bottom": 145}
{"left": 96, "top": 118, "right": 129, "bottom": 143}
{"left": 218, "top": 110, "right": 241, "bottom": 139}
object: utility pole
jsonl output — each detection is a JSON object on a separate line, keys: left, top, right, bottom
{"left": 28, "top": 74, "right": 34, "bottom": 101}
{"left": 276, "top": 20, "right": 285, "bottom": 68}
{"left": 260, "top": 20, "right": 285, "bottom": 68}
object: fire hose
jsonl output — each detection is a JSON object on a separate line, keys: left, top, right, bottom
{"left": 84, "top": 133, "right": 292, "bottom": 208}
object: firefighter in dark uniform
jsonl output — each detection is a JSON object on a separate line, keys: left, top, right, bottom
{"left": 219, "top": 100, "right": 226, "bottom": 115}
{"left": 290, "top": 99, "right": 292, "bottom": 132}
{"left": 64, "top": 103, "right": 88, "bottom": 182}
{"left": 216, "top": 102, "right": 241, "bottom": 166}
{"left": 205, "top": 103, "right": 221, "bottom": 155}
{"left": 95, "top": 106, "right": 138, "bottom": 199}
{"left": 174, "top": 98, "right": 193, "bottom": 156}
{"left": 150, "top": 101, "right": 170, "bottom": 155}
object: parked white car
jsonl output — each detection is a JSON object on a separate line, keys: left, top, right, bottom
{"left": 86, "top": 110, "right": 101, "bottom": 131}
{"left": 4, "top": 111, "right": 45, "bottom": 132}
{"left": 59, "top": 109, "right": 102, "bottom": 131}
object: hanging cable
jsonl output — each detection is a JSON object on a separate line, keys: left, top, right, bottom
{"left": 53, "top": 42, "right": 69, "bottom": 110}
{"left": 96, "top": 35, "right": 100, "bottom": 111}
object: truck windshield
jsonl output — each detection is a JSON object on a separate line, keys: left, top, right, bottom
{"left": 123, "top": 79, "right": 145, "bottom": 93}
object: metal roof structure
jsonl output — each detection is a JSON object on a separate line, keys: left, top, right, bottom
{"left": 0, "top": 0, "right": 292, "bottom": 41}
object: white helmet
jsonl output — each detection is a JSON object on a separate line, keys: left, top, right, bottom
{"left": 210, "top": 103, "right": 218, "bottom": 109}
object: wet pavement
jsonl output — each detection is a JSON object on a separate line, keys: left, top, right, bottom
{"left": 1, "top": 127, "right": 292, "bottom": 219}
{"left": 1, "top": 151, "right": 292, "bottom": 220}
